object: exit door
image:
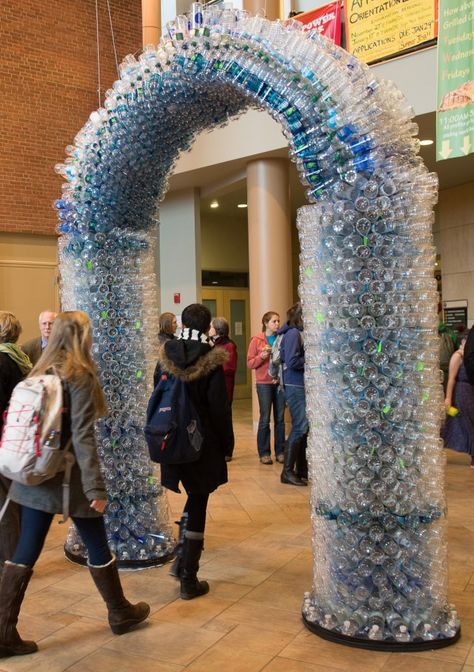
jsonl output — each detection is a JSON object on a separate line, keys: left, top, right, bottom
{"left": 202, "top": 287, "right": 251, "bottom": 399}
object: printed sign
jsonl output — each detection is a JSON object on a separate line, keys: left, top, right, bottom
{"left": 297, "top": 2, "right": 342, "bottom": 45}
{"left": 436, "top": 0, "right": 474, "bottom": 160}
{"left": 344, "top": 0, "right": 438, "bottom": 64}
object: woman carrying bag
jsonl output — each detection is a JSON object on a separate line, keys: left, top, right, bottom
{"left": 0, "top": 311, "right": 149, "bottom": 659}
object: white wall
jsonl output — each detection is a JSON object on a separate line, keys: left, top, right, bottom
{"left": 437, "top": 182, "right": 474, "bottom": 326}
{"left": 158, "top": 189, "right": 202, "bottom": 314}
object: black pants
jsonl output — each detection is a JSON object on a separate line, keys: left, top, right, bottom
{"left": 184, "top": 493, "right": 209, "bottom": 533}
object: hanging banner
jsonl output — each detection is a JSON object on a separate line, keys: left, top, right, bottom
{"left": 436, "top": 0, "right": 474, "bottom": 161}
{"left": 344, "top": 0, "right": 437, "bottom": 64}
{"left": 297, "top": 2, "right": 342, "bottom": 45}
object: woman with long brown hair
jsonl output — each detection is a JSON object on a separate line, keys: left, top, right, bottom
{"left": 0, "top": 311, "right": 149, "bottom": 659}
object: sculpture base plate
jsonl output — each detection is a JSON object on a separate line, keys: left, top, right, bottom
{"left": 302, "top": 613, "right": 461, "bottom": 652}
{"left": 65, "top": 546, "right": 175, "bottom": 570}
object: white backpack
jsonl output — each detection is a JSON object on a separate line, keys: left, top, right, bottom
{"left": 0, "top": 374, "right": 74, "bottom": 521}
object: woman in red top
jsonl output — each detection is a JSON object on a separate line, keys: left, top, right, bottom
{"left": 247, "top": 311, "right": 285, "bottom": 464}
{"left": 210, "top": 317, "right": 237, "bottom": 461}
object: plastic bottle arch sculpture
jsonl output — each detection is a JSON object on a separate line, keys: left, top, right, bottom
{"left": 55, "top": 10, "right": 459, "bottom": 649}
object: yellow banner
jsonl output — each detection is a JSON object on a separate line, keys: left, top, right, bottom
{"left": 344, "top": 0, "right": 438, "bottom": 64}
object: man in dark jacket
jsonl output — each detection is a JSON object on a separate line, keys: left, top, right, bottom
{"left": 152, "top": 304, "right": 231, "bottom": 600}
{"left": 21, "top": 310, "right": 57, "bottom": 365}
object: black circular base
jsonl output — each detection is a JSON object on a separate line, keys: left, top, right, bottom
{"left": 64, "top": 546, "right": 176, "bottom": 570}
{"left": 302, "top": 613, "right": 461, "bottom": 652}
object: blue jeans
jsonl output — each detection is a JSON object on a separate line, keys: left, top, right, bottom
{"left": 256, "top": 383, "right": 286, "bottom": 458}
{"left": 284, "top": 385, "right": 308, "bottom": 445}
{"left": 12, "top": 506, "right": 112, "bottom": 567}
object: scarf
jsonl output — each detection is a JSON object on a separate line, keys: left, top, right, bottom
{"left": 177, "top": 328, "right": 212, "bottom": 345}
{"left": 0, "top": 343, "right": 33, "bottom": 375}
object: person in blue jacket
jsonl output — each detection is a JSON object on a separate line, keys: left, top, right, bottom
{"left": 278, "top": 302, "right": 308, "bottom": 486}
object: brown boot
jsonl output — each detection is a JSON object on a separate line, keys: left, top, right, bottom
{"left": 0, "top": 561, "right": 38, "bottom": 658}
{"left": 88, "top": 557, "right": 150, "bottom": 635}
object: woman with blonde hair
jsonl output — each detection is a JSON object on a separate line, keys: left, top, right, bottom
{"left": 0, "top": 311, "right": 149, "bottom": 659}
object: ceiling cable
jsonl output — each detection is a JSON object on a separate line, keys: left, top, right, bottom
{"left": 95, "top": 0, "right": 101, "bottom": 107}
{"left": 106, "top": 0, "right": 120, "bottom": 79}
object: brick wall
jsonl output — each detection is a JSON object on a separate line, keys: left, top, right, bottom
{"left": 0, "top": 0, "right": 142, "bottom": 235}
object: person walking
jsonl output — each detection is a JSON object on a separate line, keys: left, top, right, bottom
{"left": 0, "top": 311, "right": 149, "bottom": 659}
{"left": 153, "top": 304, "right": 231, "bottom": 600}
{"left": 209, "top": 317, "right": 237, "bottom": 461}
{"left": 247, "top": 311, "right": 285, "bottom": 465}
{"left": 442, "top": 332, "right": 474, "bottom": 467}
{"left": 279, "top": 303, "right": 308, "bottom": 486}
{"left": 0, "top": 312, "right": 32, "bottom": 580}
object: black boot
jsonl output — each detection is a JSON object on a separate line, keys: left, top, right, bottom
{"left": 88, "top": 557, "right": 150, "bottom": 635}
{"left": 169, "top": 513, "right": 188, "bottom": 578}
{"left": 295, "top": 434, "right": 308, "bottom": 482}
{"left": 180, "top": 533, "right": 209, "bottom": 600}
{"left": 280, "top": 440, "right": 307, "bottom": 486}
{"left": 0, "top": 561, "right": 38, "bottom": 658}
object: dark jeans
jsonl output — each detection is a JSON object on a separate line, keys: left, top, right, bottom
{"left": 0, "top": 475, "right": 20, "bottom": 568}
{"left": 284, "top": 385, "right": 309, "bottom": 445}
{"left": 256, "top": 383, "right": 286, "bottom": 458}
{"left": 12, "top": 506, "right": 112, "bottom": 567}
{"left": 184, "top": 493, "right": 209, "bottom": 533}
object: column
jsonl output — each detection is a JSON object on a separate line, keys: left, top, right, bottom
{"left": 247, "top": 158, "right": 293, "bottom": 428}
{"left": 158, "top": 188, "right": 201, "bottom": 318}
{"left": 243, "top": 0, "right": 281, "bottom": 20}
{"left": 142, "top": 0, "right": 161, "bottom": 46}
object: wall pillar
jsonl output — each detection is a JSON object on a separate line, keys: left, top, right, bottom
{"left": 243, "top": 0, "right": 281, "bottom": 20}
{"left": 247, "top": 158, "right": 293, "bottom": 428}
{"left": 159, "top": 188, "right": 201, "bottom": 319}
{"left": 142, "top": 0, "right": 161, "bottom": 46}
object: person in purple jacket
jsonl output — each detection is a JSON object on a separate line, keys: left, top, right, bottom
{"left": 278, "top": 302, "right": 308, "bottom": 486}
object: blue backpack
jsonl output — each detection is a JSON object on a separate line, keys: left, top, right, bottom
{"left": 144, "top": 372, "right": 203, "bottom": 464}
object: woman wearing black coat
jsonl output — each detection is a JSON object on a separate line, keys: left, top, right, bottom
{"left": 0, "top": 312, "right": 32, "bottom": 579}
{"left": 153, "top": 304, "right": 231, "bottom": 599}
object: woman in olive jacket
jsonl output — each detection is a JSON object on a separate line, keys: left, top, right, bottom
{"left": 0, "top": 311, "right": 149, "bottom": 660}
{"left": 153, "top": 304, "right": 231, "bottom": 600}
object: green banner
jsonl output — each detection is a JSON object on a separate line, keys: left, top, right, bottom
{"left": 436, "top": 0, "right": 474, "bottom": 160}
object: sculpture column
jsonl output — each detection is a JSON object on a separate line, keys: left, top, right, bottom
{"left": 247, "top": 158, "right": 293, "bottom": 429}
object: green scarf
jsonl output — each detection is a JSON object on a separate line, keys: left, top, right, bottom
{"left": 0, "top": 343, "right": 33, "bottom": 375}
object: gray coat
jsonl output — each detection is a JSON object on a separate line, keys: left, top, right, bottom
{"left": 10, "top": 380, "right": 106, "bottom": 518}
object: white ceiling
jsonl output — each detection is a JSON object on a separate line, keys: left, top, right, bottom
{"left": 168, "top": 111, "right": 474, "bottom": 224}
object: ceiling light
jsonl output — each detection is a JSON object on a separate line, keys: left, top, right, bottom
{"left": 419, "top": 139, "right": 434, "bottom": 146}
{"left": 237, "top": 203, "right": 247, "bottom": 208}
{"left": 210, "top": 200, "right": 219, "bottom": 209}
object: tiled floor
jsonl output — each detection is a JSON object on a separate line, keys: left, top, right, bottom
{"left": 2, "top": 399, "right": 474, "bottom": 671}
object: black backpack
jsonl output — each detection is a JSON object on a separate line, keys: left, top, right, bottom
{"left": 144, "top": 372, "right": 203, "bottom": 464}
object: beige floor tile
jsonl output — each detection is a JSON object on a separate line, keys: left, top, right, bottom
{"left": 103, "top": 619, "right": 224, "bottom": 666}
{"left": 183, "top": 639, "right": 273, "bottom": 672}
{"left": 380, "top": 654, "right": 463, "bottom": 671}
{"left": 214, "top": 601, "right": 305, "bottom": 635}
{"left": 0, "top": 618, "right": 115, "bottom": 672}
{"left": 154, "top": 595, "right": 234, "bottom": 627}
{"left": 261, "top": 658, "right": 348, "bottom": 672}
{"left": 278, "top": 632, "right": 390, "bottom": 672}
{"left": 464, "top": 641, "right": 474, "bottom": 666}
{"left": 218, "top": 623, "right": 296, "bottom": 656}
{"left": 67, "top": 647, "right": 183, "bottom": 672}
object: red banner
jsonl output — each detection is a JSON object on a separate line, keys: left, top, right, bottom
{"left": 297, "top": 2, "right": 342, "bottom": 45}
